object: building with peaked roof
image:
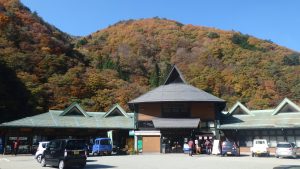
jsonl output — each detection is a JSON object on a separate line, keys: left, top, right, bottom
{"left": 129, "top": 65, "right": 226, "bottom": 153}
{"left": 0, "top": 103, "right": 135, "bottom": 154}
{"left": 220, "top": 98, "right": 300, "bottom": 153}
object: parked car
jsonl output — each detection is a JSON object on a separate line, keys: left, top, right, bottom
{"left": 250, "top": 139, "right": 270, "bottom": 157}
{"left": 92, "top": 138, "right": 112, "bottom": 156}
{"left": 41, "top": 139, "right": 87, "bottom": 169}
{"left": 35, "top": 141, "right": 49, "bottom": 163}
{"left": 221, "top": 141, "right": 239, "bottom": 156}
{"left": 275, "top": 142, "right": 297, "bottom": 158}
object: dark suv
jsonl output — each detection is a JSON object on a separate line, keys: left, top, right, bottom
{"left": 221, "top": 141, "right": 239, "bottom": 156}
{"left": 41, "top": 139, "right": 87, "bottom": 169}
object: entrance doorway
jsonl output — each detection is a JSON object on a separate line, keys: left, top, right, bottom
{"left": 161, "top": 129, "right": 193, "bottom": 153}
{"left": 196, "top": 133, "right": 214, "bottom": 154}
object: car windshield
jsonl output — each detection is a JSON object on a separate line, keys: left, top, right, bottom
{"left": 65, "top": 140, "right": 86, "bottom": 150}
{"left": 277, "top": 144, "right": 291, "bottom": 148}
{"left": 100, "top": 139, "right": 111, "bottom": 145}
{"left": 222, "top": 141, "right": 234, "bottom": 146}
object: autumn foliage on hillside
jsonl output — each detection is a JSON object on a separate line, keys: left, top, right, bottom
{"left": 0, "top": 0, "right": 86, "bottom": 122}
{"left": 77, "top": 18, "right": 300, "bottom": 110}
{"left": 0, "top": 0, "right": 299, "bottom": 122}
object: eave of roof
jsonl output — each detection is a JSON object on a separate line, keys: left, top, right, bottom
{"left": 0, "top": 111, "right": 135, "bottom": 129}
{"left": 152, "top": 118, "right": 200, "bottom": 128}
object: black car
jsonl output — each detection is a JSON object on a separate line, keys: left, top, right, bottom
{"left": 41, "top": 139, "right": 87, "bottom": 169}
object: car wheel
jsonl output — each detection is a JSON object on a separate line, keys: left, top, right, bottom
{"left": 58, "top": 160, "right": 65, "bottom": 169}
{"left": 36, "top": 154, "right": 42, "bottom": 163}
{"left": 41, "top": 158, "right": 46, "bottom": 167}
{"left": 292, "top": 154, "right": 297, "bottom": 159}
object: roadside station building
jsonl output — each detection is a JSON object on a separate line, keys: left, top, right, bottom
{"left": 129, "top": 65, "right": 226, "bottom": 153}
{"left": 3, "top": 65, "right": 299, "bottom": 155}
{"left": 220, "top": 98, "right": 300, "bottom": 153}
{"left": 0, "top": 103, "right": 135, "bottom": 154}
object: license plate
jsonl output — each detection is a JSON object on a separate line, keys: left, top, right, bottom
{"left": 74, "top": 150, "right": 79, "bottom": 155}
{"left": 227, "top": 152, "right": 231, "bottom": 154}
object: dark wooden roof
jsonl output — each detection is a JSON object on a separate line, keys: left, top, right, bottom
{"left": 129, "top": 65, "right": 225, "bottom": 104}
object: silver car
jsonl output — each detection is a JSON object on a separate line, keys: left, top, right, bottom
{"left": 275, "top": 142, "right": 297, "bottom": 158}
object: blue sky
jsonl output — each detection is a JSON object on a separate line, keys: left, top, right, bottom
{"left": 21, "top": 0, "right": 300, "bottom": 52}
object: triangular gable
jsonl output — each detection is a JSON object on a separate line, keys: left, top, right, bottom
{"left": 163, "top": 65, "right": 187, "bottom": 85}
{"left": 229, "top": 102, "right": 253, "bottom": 116}
{"left": 103, "top": 104, "right": 129, "bottom": 118}
{"left": 60, "top": 102, "right": 90, "bottom": 117}
{"left": 272, "top": 98, "right": 300, "bottom": 115}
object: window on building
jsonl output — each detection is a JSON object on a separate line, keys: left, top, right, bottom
{"left": 287, "top": 136, "right": 295, "bottom": 144}
{"left": 138, "top": 121, "right": 154, "bottom": 128}
{"left": 106, "top": 109, "right": 123, "bottom": 117}
{"left": 295, "top": 130, "right": 300, "bottom": 135}
{"left": 269, "top": 130, "right": 276, "bottom": 135}
{"left": 295, "top": 136, "right": 300, "bottom": 147}
{"left": 246, "top": 130, "right": 253, "bottom": 135}
{"left": 245, "top": 136, "right": 253, "bottom": 147}
{"left": 64, "top": 107, "right": 84, "bottom": 116}
{"left": 287, "top": 130, "right": 294, "bottom": 135}
{"left": 162, "top": 103, "right": 190, "bottom": 118}
{"left": 232, "top": 107, "right": 248, "bottom": 115}
{"left": 239, "top": 136, "right": 246, "bottom": 146}
{"left": 277, "top": 136, "right": 285, "bottom": 142}
{"left": 262, "top": 130, "right": 268, "bottom": 135}
{"left": 262, "top": 136, "right": 269, "bottom": 143}
{"left": 276, "top": 130, "right": 283, "bottom": 135}
{"left": 278, "top": 103, "right": 299, "bottom": 113}
{"left": 269, "top": 136, "right": 277, "bottom": 147}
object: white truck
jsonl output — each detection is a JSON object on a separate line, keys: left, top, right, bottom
{"left": 250, "top": 139, "right": 270, "bottom": 157}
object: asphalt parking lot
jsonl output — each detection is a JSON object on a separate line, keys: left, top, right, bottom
{"left": 0, "top": 154, "right": 299, "bottom": 169}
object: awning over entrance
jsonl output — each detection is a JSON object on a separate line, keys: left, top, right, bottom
{"left": 152, "top": 118, "right": 200, "bottom": 128}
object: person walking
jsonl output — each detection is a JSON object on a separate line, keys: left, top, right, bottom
{"left": 13, "top": 140, "right": 19, "bottom": 155}
{"left": 205, "top": 139, "right": 211, "bottom": 155}
{"left": 188, "top": 139, "right": 194, "bottom": 156}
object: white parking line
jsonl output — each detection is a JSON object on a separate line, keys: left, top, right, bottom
{"left": 0, "top": 158, "right": 10, "bottom": 162}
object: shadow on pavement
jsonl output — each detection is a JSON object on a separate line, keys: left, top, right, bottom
{"left": 273, "top": 165, "right": 300, "bottom": 169}
{"left": 85, "top": 164, "right": 116, "bottom": 169}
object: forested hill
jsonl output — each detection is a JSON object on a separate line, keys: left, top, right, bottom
{"left": 0, "top": 0, "right": 300, "bottom": 122}
{"left": 0, "top": 0, "right": 86, "bottom": 122}
{"left": 77, "top": 18, "right": 300, "bottom": 109}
